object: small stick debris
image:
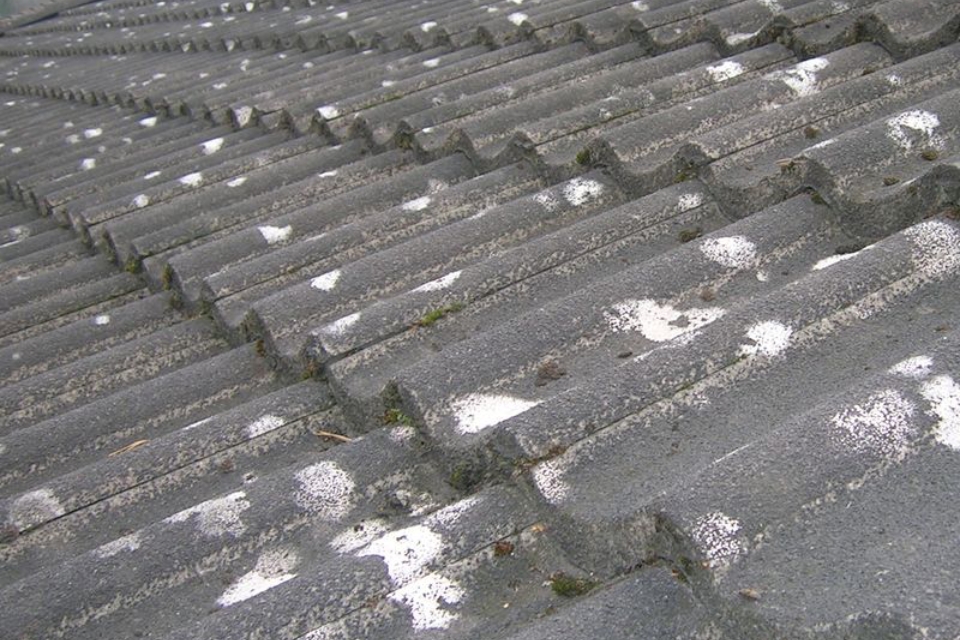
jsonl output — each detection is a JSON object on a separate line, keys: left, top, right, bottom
{"left": 108, "top": 439, "right": 150, "bottom": 457}
{"left": 738, "top": 588, "right": 761, "bottom": 601}
{"left": 312, "top": 429, "right": 353, "bottom": 443}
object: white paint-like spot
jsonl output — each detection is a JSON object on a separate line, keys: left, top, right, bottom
{"left": 890, "top": 356, "right": 934, "bottom": 379}
{"left": 239, "top": 59, "right": 250, "bottom": 73}
{"left": 758, "top": 0, "right": 783, "bottom": 12}
{"left": 42, "top": 60, "right": 56, "bottom": 68}
{"left": 182, "top": 417, "right": 212, "bottom": 431}
{"left": 831, "top": 390, "right": 916, "bottom": 459}
{"left": 605, "top": 299, "right": 724, "bottom": 342}
{"left": 390, "top": 574, "right": 465, "bottom": 630}
{"left": 451, "top": 393, "right": 540, "bottom": 434}
{"left": 632, "top": 1, "right": 649, "bottom": 10}
{"left": 257, "top": 225, "right": 292, "bottom": 245}
{"left": 678, "top": 192, "right": 704, "bottom": 212}
{"left": 906, "top": 220, "right": 960, "bottom": 278}
{"left": 92, "top": 314, "right": 111, "bottom": 326}
{"left": 164, "top": 492, "right": 251, "bottom": 537}
{"left": 227, "top": 176, "right": 247, "bottom": 188}
{"left": 886, "top": 109, "right": 945, "bottom": 151}
{"left": 700, "top": 235, "right": 757, "bottom": 269}
{"left": 423, "top": 58, "right": 440, "bottom": 68}
{"left": 322, "top": 312, "right": 361, "bottom": 337}
{"left": 726, "top": 31, "right": 759, "bottom": 46}
{"left": 706, "top": 60, "right": 745, "bottom": 83}
{"left": 318, "top": 170, "right": 339, "bottom": 178}
{"left": 534, "top": 191, "right": 561, "bottom": 211}
{"left": 886, "top": 73, "right": 902, "bottom": 87}
{"left": 310, "top": 269, "right": 341, "bottom": 291}
{"left": 139, "top": 116, "right": 158, "bottom": 127}
{"left": 200, "top": 21, "right": 214, "bottom": 28}
{"left": 921, "top": 375, "right": 960, "bottom": 450}
{"left": 152, "top": 73, "right": 167, "bottom": 80}
{"left": 413, "top": 271, "right": 461, "bottom": 293}
{"left": 737, "top": 321, "right": 792, "bottom": 358}
{"left": 234, "top": 106, "right": 254, "bottom": 127}
{"left": 296, "top": 15, "right": 313, "bottom": 25}
{"left": 812, "top": 245, "right": 873, "bottom": 270}
{"left": 402, "top": 196, "right": 432, "bottom": 212}
{"left": 771, "top": 58, "right": 829, "bottom": 97}
{"left": 11, "top": 489, "right": 66, "bottom": 529}
{"left": 562, "top": 177, "right": 605, "bottom": 206}
{"left": 81, "top": 158, "right": 96, "bottom": 171}
{"left": 294, "top": 461, "right": 356, "bottom": 519}
{"left": 317, "top": 105, "right": 340, "bottom": 119}
{"left": 84, "top": 127, "right": 103, "bottom": 139}
{"left": 10, "top": 147, "right": 21, "bottom": 154}
{"left": 755, "top": 270, "right": 768, "bottom": 282}
{"left": 245, "top": 414, "right": 285, "bottom": 438}
{"left": 357, "top": 524, "right": 444, "bottom": 584}
{"left": 132, "top": 194, "right": 150, "bottom": 209}
{"left": 144, "top": 170, "right": 162, "bottom": 180}
{"left": 96, "top": 533, "right": 141, "bottom": 558}
{"left": 213, "top": 82, "right": 228, "bottom": 90}
{"left": 336, "top": 10, "right": 349, "bottom": 19}
{"left": 201, "top": 137, "right": 224, "bottom": 155}
{"left": 691, "top": 512, "right": 745, "bottom": 569}
{"left": 330, "top": 519, "right": 389, "bottom": 553}
{"left": 179, "top": 172, "right": 203, "bottom": 187}
{"left": 508, "top": 12, "right": 528, "bottom": 26}
{"left": 382, "top": 80, "right": 396, "bottom": 88}
{"left": 810, "top": 138, "right": 836, "bottom": 150}
{"left": 217, "top": 548, "right": 298, "bottom": 606}
{"left": 532, "top": 458, "right": 569, "bottom": 504}
{"left": 11, "top": 352, "right": 21, "bottom": 361}
{"left": 421, "top": 21, "right": 437, "bottom": 32}
{"left": 65, "top": 134, "right": 81, "bottom": 145}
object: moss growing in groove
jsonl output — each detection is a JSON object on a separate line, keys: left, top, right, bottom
{"left": 415, "top": 302, "right": 465, "bottom": 327}
{"left": 382, "top": 408, "right": 414, "bottom": 427}
{"left": 575, "top": 148, "right": 591, "bottom": 166}
{"left": 549, "top": 572, "right": 598, "bottom": 597}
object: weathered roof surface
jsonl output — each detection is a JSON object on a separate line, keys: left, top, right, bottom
{"left": 1, "top": 1, "right": 960, "bottom": 639}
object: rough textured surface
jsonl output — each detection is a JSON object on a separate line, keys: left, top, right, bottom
{"left": 1, "top": 1, "right": 960, "bottom": 639}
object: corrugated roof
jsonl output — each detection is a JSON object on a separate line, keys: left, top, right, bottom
{"left": 1, "top": 1, "right": 960, "bottom": 638}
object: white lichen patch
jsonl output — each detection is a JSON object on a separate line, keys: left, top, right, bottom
{"left": 706, "top": 60, "right": 745, "bottom": 83}
{"left": 920, "top": 375, "right": 960, "bottom": 451}
{"left": 234, "top": 106, "right": 254, "bottom": 127}
{"left": 294, "top": 461, "right": 356, "bottom": 520}
{"left": 92, "top": 314, "right": 111, "bottom": 326}
{"left": 217, "top": 548, "right": 298, "bottom": 607}
{"left": 631, "top": 1, "right": 649, "bottom": 10}
{"left": 425, "top": 495, "right": 483, "bottom": 530}
{"left": 84, "top": 127, "right": 103, "bottom": 138}
{"left": 95, "top": 532, "right": 141, "bottom": 558}
{"left": 700, "top": 235, "right": 757, "bottom": 269}
{"left": 532, "top": 458, "right": 569, "bottom": 504}
{"left": 245, "top": 414, "right": 285, "bottom": 438}
{"left": 317, "top": 105, "right": 340, "bottom": 119}
{"left": 889, "top": 355, "right": 934, "bottom": 379}
{"left": 830, "top": 390, "right": 916, "bottom": 459}
{"left": 906, "top": 220, "right": 960, "bottom": 279}
{"left": 562, "top": 177, "right": 605, "bottom": 206}
{"left": 413, "top": 271, "right": 461, "bottom": 293}
{"left": 132, "top": 194, "right": 150, "bottom": 209}
{"left": 164, "top": 491, "right": 251, "bottom": 538}
{"left": 257, "top": 225, "right": 292, "bottom": 245}
{"left": 508, "top": 12, "right": 528, "bottom": 25}
{"left": 402, "top": 196, "right": 432, "bottom": 212}
{"left": 81, "top": 157, "right": 96, "bottom": 171}
{"left": 737, "top": 321, "right": 793, "bottom": 358}
{"left": 886, "top": 109, "right": 945, "bottom": 151}
{"left": 389, "top": 574, "right": 465, "bottom": 630}
{"left": 322, "top": 312, "right": 361, "bottom": 337}
{"left": 423, "top": 58, "right": 441, "bottom": 68}
{"left": 758, "top": 0, "right": 783, "bottom": 12}
{"left": 330, "top": 519, "right": 389, "bottom": 553}
{"left": 678, "top": 192, "right": 704, "bottom": 212}
{"left": 605, "top": 299, "right": 724, "bottom": 342}
{"left": 534, "top": 191, "right": 561, "bottom": 211}
{"left": 144, "top": 170, "right": 162, "bottom": 180}
{"left": 179, "top": 172, "right": 203, "bottom": 187}
{"left": 11, "top": 489, "right": 66, "bottom": 529}
{"left": 451, "top": 393, "right": 540, "bottom": 434}
{"left": 200, "top": 138, "right": 224, "bottom": 156}
{"left": 139, "top": 116, "right": 158, "bottom": 127}
{"left": 726, "top": 30, "right": 759, "bottom": 46}
{"left": 310, "top": 269, "right": 342, "bottom": 291}
{"left": 886, "top": 73, "right": 902, "bottom": 87}
{"left": 771, "top": 58, "right": 829, "bottom": 97}
{"left": 227, "top": 176, "right": 247, "bottom": 188}
{"left": 691, "top": 512, "right": 745, "bottom": 569}
{"left": 357, "top": 523, "right": 444, "bottom": 584}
